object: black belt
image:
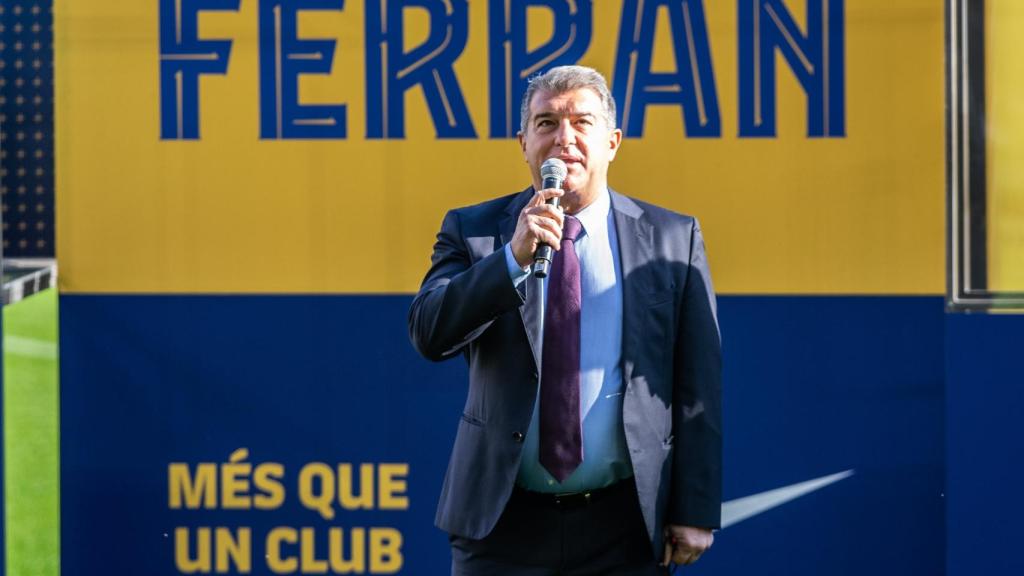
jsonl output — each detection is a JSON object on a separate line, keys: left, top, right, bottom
{"left": 513, "top": 477, "right": 635, "bottom": 509}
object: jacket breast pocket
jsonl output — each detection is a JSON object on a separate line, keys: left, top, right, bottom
{"left": 645, "top": 290, "right": 675, "bottom": 337}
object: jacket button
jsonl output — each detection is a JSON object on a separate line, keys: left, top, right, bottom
{"left": 512, "top": 431, "right": 525, "bottom": 443}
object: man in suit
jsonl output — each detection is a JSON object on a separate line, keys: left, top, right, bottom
{"left": 409, "top": 65, "right": 721, "bottom": 575}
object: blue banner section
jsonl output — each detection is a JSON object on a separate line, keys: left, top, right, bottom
{"left": 707, "top": 296, "right": 944, "bottom": 575}
{"left": 59, "top": 295, "right": 464, "bottom": 574}
{"left": 946, "top": 313, "right": 1024, "bottom": 576}
{"left": 60, "top": 294, "right": 943, "bottom": 575}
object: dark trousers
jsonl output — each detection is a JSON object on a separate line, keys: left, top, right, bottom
{"left": 450, "top": 478, "right": 667, "bottom": 575}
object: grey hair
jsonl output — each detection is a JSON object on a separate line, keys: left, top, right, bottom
{"left": 519, "top": 65, "right": 617, "bottom": 133}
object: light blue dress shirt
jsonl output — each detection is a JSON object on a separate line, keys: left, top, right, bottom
{"left": 503, "top": 189, "right": 632, "bottom": 492}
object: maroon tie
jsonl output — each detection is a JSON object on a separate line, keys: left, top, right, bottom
{"left": 539, "top": 215, "right": 583, "bottom": 482}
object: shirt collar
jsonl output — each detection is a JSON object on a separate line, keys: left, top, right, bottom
{"left": 570, "top": 188, "right": 611, "bottom": 240}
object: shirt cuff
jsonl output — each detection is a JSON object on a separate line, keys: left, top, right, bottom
{"left": 504, "top": 243, "right": 531, "bottom": 288}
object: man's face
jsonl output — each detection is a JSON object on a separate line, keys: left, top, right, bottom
{"left": 518, "top": 88, "right": 623, "bottom": 213}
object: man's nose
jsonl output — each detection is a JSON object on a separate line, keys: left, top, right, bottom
{"left": 554, "top": 119, "right": 576, "bottom": 147}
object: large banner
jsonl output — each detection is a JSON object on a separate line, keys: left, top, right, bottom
{"left": 57, "top": 1, "right": 946, "bottom": 575}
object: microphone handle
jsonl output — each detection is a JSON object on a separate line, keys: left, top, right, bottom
{"left": 531, "top": 175, "right": 563, "bottom": 278}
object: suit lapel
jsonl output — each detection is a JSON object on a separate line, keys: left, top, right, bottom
{"left": 610, "top": 189, "right": 653, "bottom": 385}
{"left": 501, "top": 188, "right": 543, "bottom": 370}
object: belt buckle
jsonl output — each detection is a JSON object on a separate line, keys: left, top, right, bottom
{"left": 553, "top": 490, "right": 592, "bottom": 508}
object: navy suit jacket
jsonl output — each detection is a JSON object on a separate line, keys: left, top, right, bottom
{"left": 409, "top": 187, "right": 722, "bottom": 557}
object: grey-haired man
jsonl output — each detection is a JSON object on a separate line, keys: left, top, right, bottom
{"left": 410, "top": 65, "right": 721, "bottom": 575}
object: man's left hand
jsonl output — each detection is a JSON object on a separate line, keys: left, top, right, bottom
{"left": 661, "top": 525, "right": 714, "bottom": 567}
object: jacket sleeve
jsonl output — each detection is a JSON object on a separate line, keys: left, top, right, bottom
{"left": 668, "top": 218, "right": 723, "bottom": 528}
{"left": 408, "top": 209, "right": 527, "bottom": 362}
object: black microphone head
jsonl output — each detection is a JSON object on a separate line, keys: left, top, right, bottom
{"left": 540, "top": 158, "right": 568, "bottom": 182}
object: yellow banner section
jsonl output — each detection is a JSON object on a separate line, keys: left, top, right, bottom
{"left": 55, "top": 0, "right": 944, "bottom": 294}
{"left": 986, "top": 0, "right": 1024, "bottom": 292}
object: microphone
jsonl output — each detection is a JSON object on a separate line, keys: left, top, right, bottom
{"left": 531, "top": 158, "right": 568, "bottom": 278}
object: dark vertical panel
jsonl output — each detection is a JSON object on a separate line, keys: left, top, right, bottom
{"left": 946, "top": 313, "right": 1024, "bottom": 576}
{"left": 965, "top": 0, "right": 987, "bottom": 289}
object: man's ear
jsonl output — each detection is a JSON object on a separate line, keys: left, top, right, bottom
{"left": 518, "top": 131, "right": 527, "bottom": 160}
{"left": 607, "top": 128, "right": 623, "bottom": 161}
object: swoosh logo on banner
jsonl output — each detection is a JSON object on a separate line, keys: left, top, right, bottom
{"left": 721, "top": 469, "right": 855, "bottom": 528}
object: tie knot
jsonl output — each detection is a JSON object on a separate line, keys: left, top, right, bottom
{"left": 562, "top": 215, "right": 583, "bottom": 243}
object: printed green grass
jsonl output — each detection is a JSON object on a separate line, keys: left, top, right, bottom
{"left": 3, "top": 287, "right": 59, "bottom": 576}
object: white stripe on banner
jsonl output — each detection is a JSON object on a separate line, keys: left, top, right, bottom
{"left": 721, "top": 469, "right": 856, "bottom": 529}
